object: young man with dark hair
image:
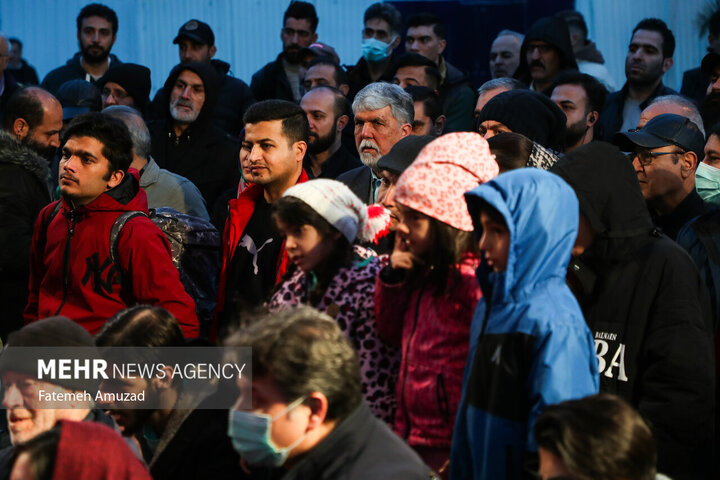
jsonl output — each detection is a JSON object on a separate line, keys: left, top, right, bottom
{"left": 391, "top": 53, "right": 441, "bottom": 90}
{"left": 550, "top": 72, "right": 607, "bottom": 152}
{"left": 597, "top": 18, "right": 676, "bottom": 140}
{"left": 41, "top": 3, "right": 123, "bottom": 94}
{"left": 95, "top": 305, "right": 242, "bottom": 479}
{"left": 251, "top": 1, "right": 318, "bottom": 102}
{"left": 405, "top": 85, "right": 445, "bottom": 137}
{"left": 226, "top": 306, "right": 432, "bottom": 477}
{"left": 24, "top": 112, "right": 198, "bottom": 338}
{"left": 405, "top": 12, "right": 475, "bottom": 132}
{"left": 7, "top": 37, "right": 39, "bottom": 86}
{"left": 303, "top": 57, "right": 350, "bottom": 95}
{"left": 346, "top": 2, "right": 403, "bottom": 101}
{"left": 214, "top": 100, "right": 309, "bottom": 335}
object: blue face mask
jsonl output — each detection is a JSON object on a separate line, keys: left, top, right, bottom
{"left": 696, "top": 161, "right": 720, "bottom": 206}
{"left": 361, "top": 36, "right": 395, "bottom": 63}
{"left": 227, "top": 397, "right": 307, "bottom": 467}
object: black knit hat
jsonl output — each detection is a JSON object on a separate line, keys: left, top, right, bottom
{"left": 377, "top": 135, "right": 435, "bottom": 175}
{"left": 477, "top": 89, "right": 567, "bottom": 152}
{"left": 0, "top": 317, "right": 97, "bottom": 391}
{"left": 97, "top": 63, "right": 152, "bottom": 112}
{"left": 55, "top": 80, "right": 102, "bottom": 120}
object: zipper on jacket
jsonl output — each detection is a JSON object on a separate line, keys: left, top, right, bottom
{"left": 436, "top": 373, "right": 450, "bottom": 424}
{"left": 54, "top": 210, "right": 76, "bottom": 316}
{"left": 402, "top": 284, "right": 426, "bottom": 440}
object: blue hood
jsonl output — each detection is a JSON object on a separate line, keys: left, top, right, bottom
{"left": 464, "top": 168, "right": 578, "bottom": 302}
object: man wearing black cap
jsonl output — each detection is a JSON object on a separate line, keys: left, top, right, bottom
{"left": 41, "top": 4, "right": 122, "bottom": 94}
{"left": 596, "top": 18, "right": 676, "bottom": 141}
{"left": 514, "top": 16, "right": 578, "bottom": 94}
{"left": 614, "top": 113, "right": 709, "bottom": 239}
{"left": 98, "top": 63, "right": 151, "bottom": 114}
{"left": 251, "top": 1, "right": 318, "bottom": 103}
{"left": 151, "top": 19, "right": 254, "bottom": 138}
{"left": 148, "top": 63, "right": 239, "bottom": 221}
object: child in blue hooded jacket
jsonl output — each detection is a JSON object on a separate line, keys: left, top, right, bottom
{"left": 450, "top": 168, "right": 599, "bottom": 480}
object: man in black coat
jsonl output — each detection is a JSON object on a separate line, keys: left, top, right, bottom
{"left": 41, "top": 4, "right": 122, "bottom": 94}
{"left": 148, "top": 62, "right": 239, "bottom": 220}
{"left": 0, "top": 87, "right": 62, "bottom": 341}
{"left": 149, "top": 19, "right": 255, "bottom": 138}
{"left": 250, "top": 2, "right": 318, "bottom": 103}
{"left": 551, "top": 142, "right": 715, "bottom": 479}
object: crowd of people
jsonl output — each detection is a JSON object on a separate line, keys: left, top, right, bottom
{"left": 0, "top": 1, "right": 719, "bottom": 478}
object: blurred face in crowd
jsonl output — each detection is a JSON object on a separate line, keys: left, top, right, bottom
{"left": 59, "top": 135, "right": 124, "bottom": 206}
{"left": 2, "top": 372, "right": 85, "bottom": 445}
{"left": 304, "top": 63, "right": 338, "bottom": 90}
{"left": 9, "top": 40, "right": 21, "bottom": 65}
{"left": 703, "top": 134, "right": 720, "bottom": 168}
{"left": 551, "top": 83, "right": 594, "bottom": 149}
{"left": 378, "top": 169, "right": 400, "bottom": 230}
{"left": 169, "top": 70, "right": 206, "bottom": 125}
{"left": 526, "top": 41, "right": 561, "bottom": 86}
{"left": 412, "top": 100, "right": 443, "bottom": 137}
{"left": 396, "top": 203, "right": 433, "bottom": 258}
{"left": 78, "top": 15, "right": 116, "bottom": 64}
{"left": 354, "top": 105, "right": 411, "bottom": 169}
{"left": 242, "top": 119, "right": 305, "bottom": 190}
{"left": 0, "top": 37, "right": 9, "bottom": 75}
{"left": 178, "top": 38, "right": 216, "bottom": 64}
{"left": 477, "top": 210, "right": 510, "bottom": 272}
{"left": 625, "top": 29, "right": 672, "bottom": 87}
{"left": 301, "top": 88, "right": 345, "bottom": 155}
{"left": 276, "top": 220, "right": 338, "bottom": 272}
{"left": 474, "top": 86, "right": 511, "bottom": 120}
{"left": 707, "top": 64, "right": 720, "bottom": 95}
{"left": 405, "top": 25, "right": 446, "bottom": 64}
{"left": 99, "top": 374, "right": 155, "bottom": 436}
{"left": 477, "top": 119, "right": 512, "bottom": 139}
{"left": 637, "top": 102, "right": 693, "bottom": 130}
{"left": 393, "top": 66, "right": 432, "bottom": 89}
{"left": 101, "top": 82, "right": 135, "bottom": 109}
{"left": 282, "top": 17, "right": 317, "bottom": 63}
{"left": 490, "top": 35, "right": 522, "bottom": 79}
{"left": 17, "top": 95, "right": 63, "bottom": 161}
{"left": 632, "top": 145, "right": 694, "bottom": 204}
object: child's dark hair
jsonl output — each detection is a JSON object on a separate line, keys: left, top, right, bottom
{"left": 272, "top": 196, "right": 351, "bottom": 305}
{"left": 416, "top": 216, "right": 477, "bottom": 296}
{"left": 475, "top": 199, "right": 508, "bottom": 228}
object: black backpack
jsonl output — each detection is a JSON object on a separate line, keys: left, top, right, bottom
{"left": 44, "top": 203, "right": 220, "bottom": 337}
{"left": 110, "top": 208, "right": 221, "bottom": 337}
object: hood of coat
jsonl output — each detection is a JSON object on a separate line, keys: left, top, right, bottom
{"left": 0, "top": 130, "right": 52, "bottom": 184}
{"left": 160, "top": 62, "right": 220, "bottom": 133}
{"left": 551, "top": 142, "right": 654, "bottom": 259}
{"left": 465, "top": 168, "right": 578, "bottom": 302}
{"left": 515, "top": 16, "right": 578, "bottom": 83}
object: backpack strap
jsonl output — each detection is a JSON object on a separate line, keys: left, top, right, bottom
{"left": 42, "top": 201, "right": 63, "bottom": 233}
{"left": 109, "top": 211, "right": 148, "bottom": 267}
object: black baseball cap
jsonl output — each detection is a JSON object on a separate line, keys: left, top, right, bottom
{"left": 377, "top": 135, "right": 435, "bottom": 175}
{"left": 173, "top": 19, "right": 214, "bottom": 46}
{"left": 613, "top": 113, "right": 705, "bottom": 160}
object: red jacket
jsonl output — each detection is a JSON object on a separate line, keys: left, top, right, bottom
{"left": 374, "top": 255, "right": 481, "bottom": 448}
{"left": 24, "top": 174, "right": 198, "bottom": 337}
{"left": 212, "top": 170, "right": 309, "bottom": 338}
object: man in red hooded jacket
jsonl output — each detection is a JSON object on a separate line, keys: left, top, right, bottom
{"left": 214, "top": 100, "right": 309, "bottom": 337}
{"left": 24, "top": 112, "right": 198, "bottom": 338}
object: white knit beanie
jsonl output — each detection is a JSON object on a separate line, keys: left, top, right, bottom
{"left": 282, "top": 179, "right": 391, "bottom": 243}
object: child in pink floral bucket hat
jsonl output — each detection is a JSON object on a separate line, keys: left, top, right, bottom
{"left": 374, "top": 132, "right": 499, "bottom": 477}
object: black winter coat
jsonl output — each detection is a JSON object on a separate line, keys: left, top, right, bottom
{"left": 250, "top": 53, "right": 295, "bottom": 102}
{"left": 552, "top": 142, "right": 715, "bottom": 480}
{"left": 149, "top": 62, "right": 240, "bottom": 218}
{"left": 0, "top": 131, "right": 51, "bottom": 341}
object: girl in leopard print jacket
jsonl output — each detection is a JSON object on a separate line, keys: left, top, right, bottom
{"left": 266, "top": 179, "right": 399, "bottom": 423}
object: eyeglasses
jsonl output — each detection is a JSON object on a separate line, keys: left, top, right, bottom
{"left": 282, "top": 27, "right": 313, "bottom": 39}
{"left": 633, "top": 149, "right": 685, "bottom": 166}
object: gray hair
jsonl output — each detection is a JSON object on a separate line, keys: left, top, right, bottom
{"left": 495, "top": 29, "right": 524, "bottom": 43}
{"left": 478, "top": 77, "right": 525, "bottom": 96}
{"left": 647, "top": 95, "right": 705, "bottom": 137}
{"left": 352, "top": 82, "right": 414, "bottom": 125}
{"left": 102, "top": 105, "right": 152, "bottom": 160}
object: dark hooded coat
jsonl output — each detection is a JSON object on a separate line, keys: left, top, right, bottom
{"left": 477, "top": 90, "right": 567, "bottom": 152}
{"left": 0, "top": 131, "right": 52, "bottom": 341}
{"left": 148, "top": 62, "right": 240, "bottom": 217}
{"left": 551, "top": 142, "right": 715, "bottom": 479}
{"left": 514, "top": 17, "right": 578, "bottom": 91}
{"left": 41, "top": 52, "right": 123, "bottom": 94}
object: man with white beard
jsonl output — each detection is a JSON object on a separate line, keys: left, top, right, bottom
{"left": 148, "top": 62, "right": 239, "bottom": 220}
{"left": 337, "top": 82, "right": 412, "bottom": 204}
